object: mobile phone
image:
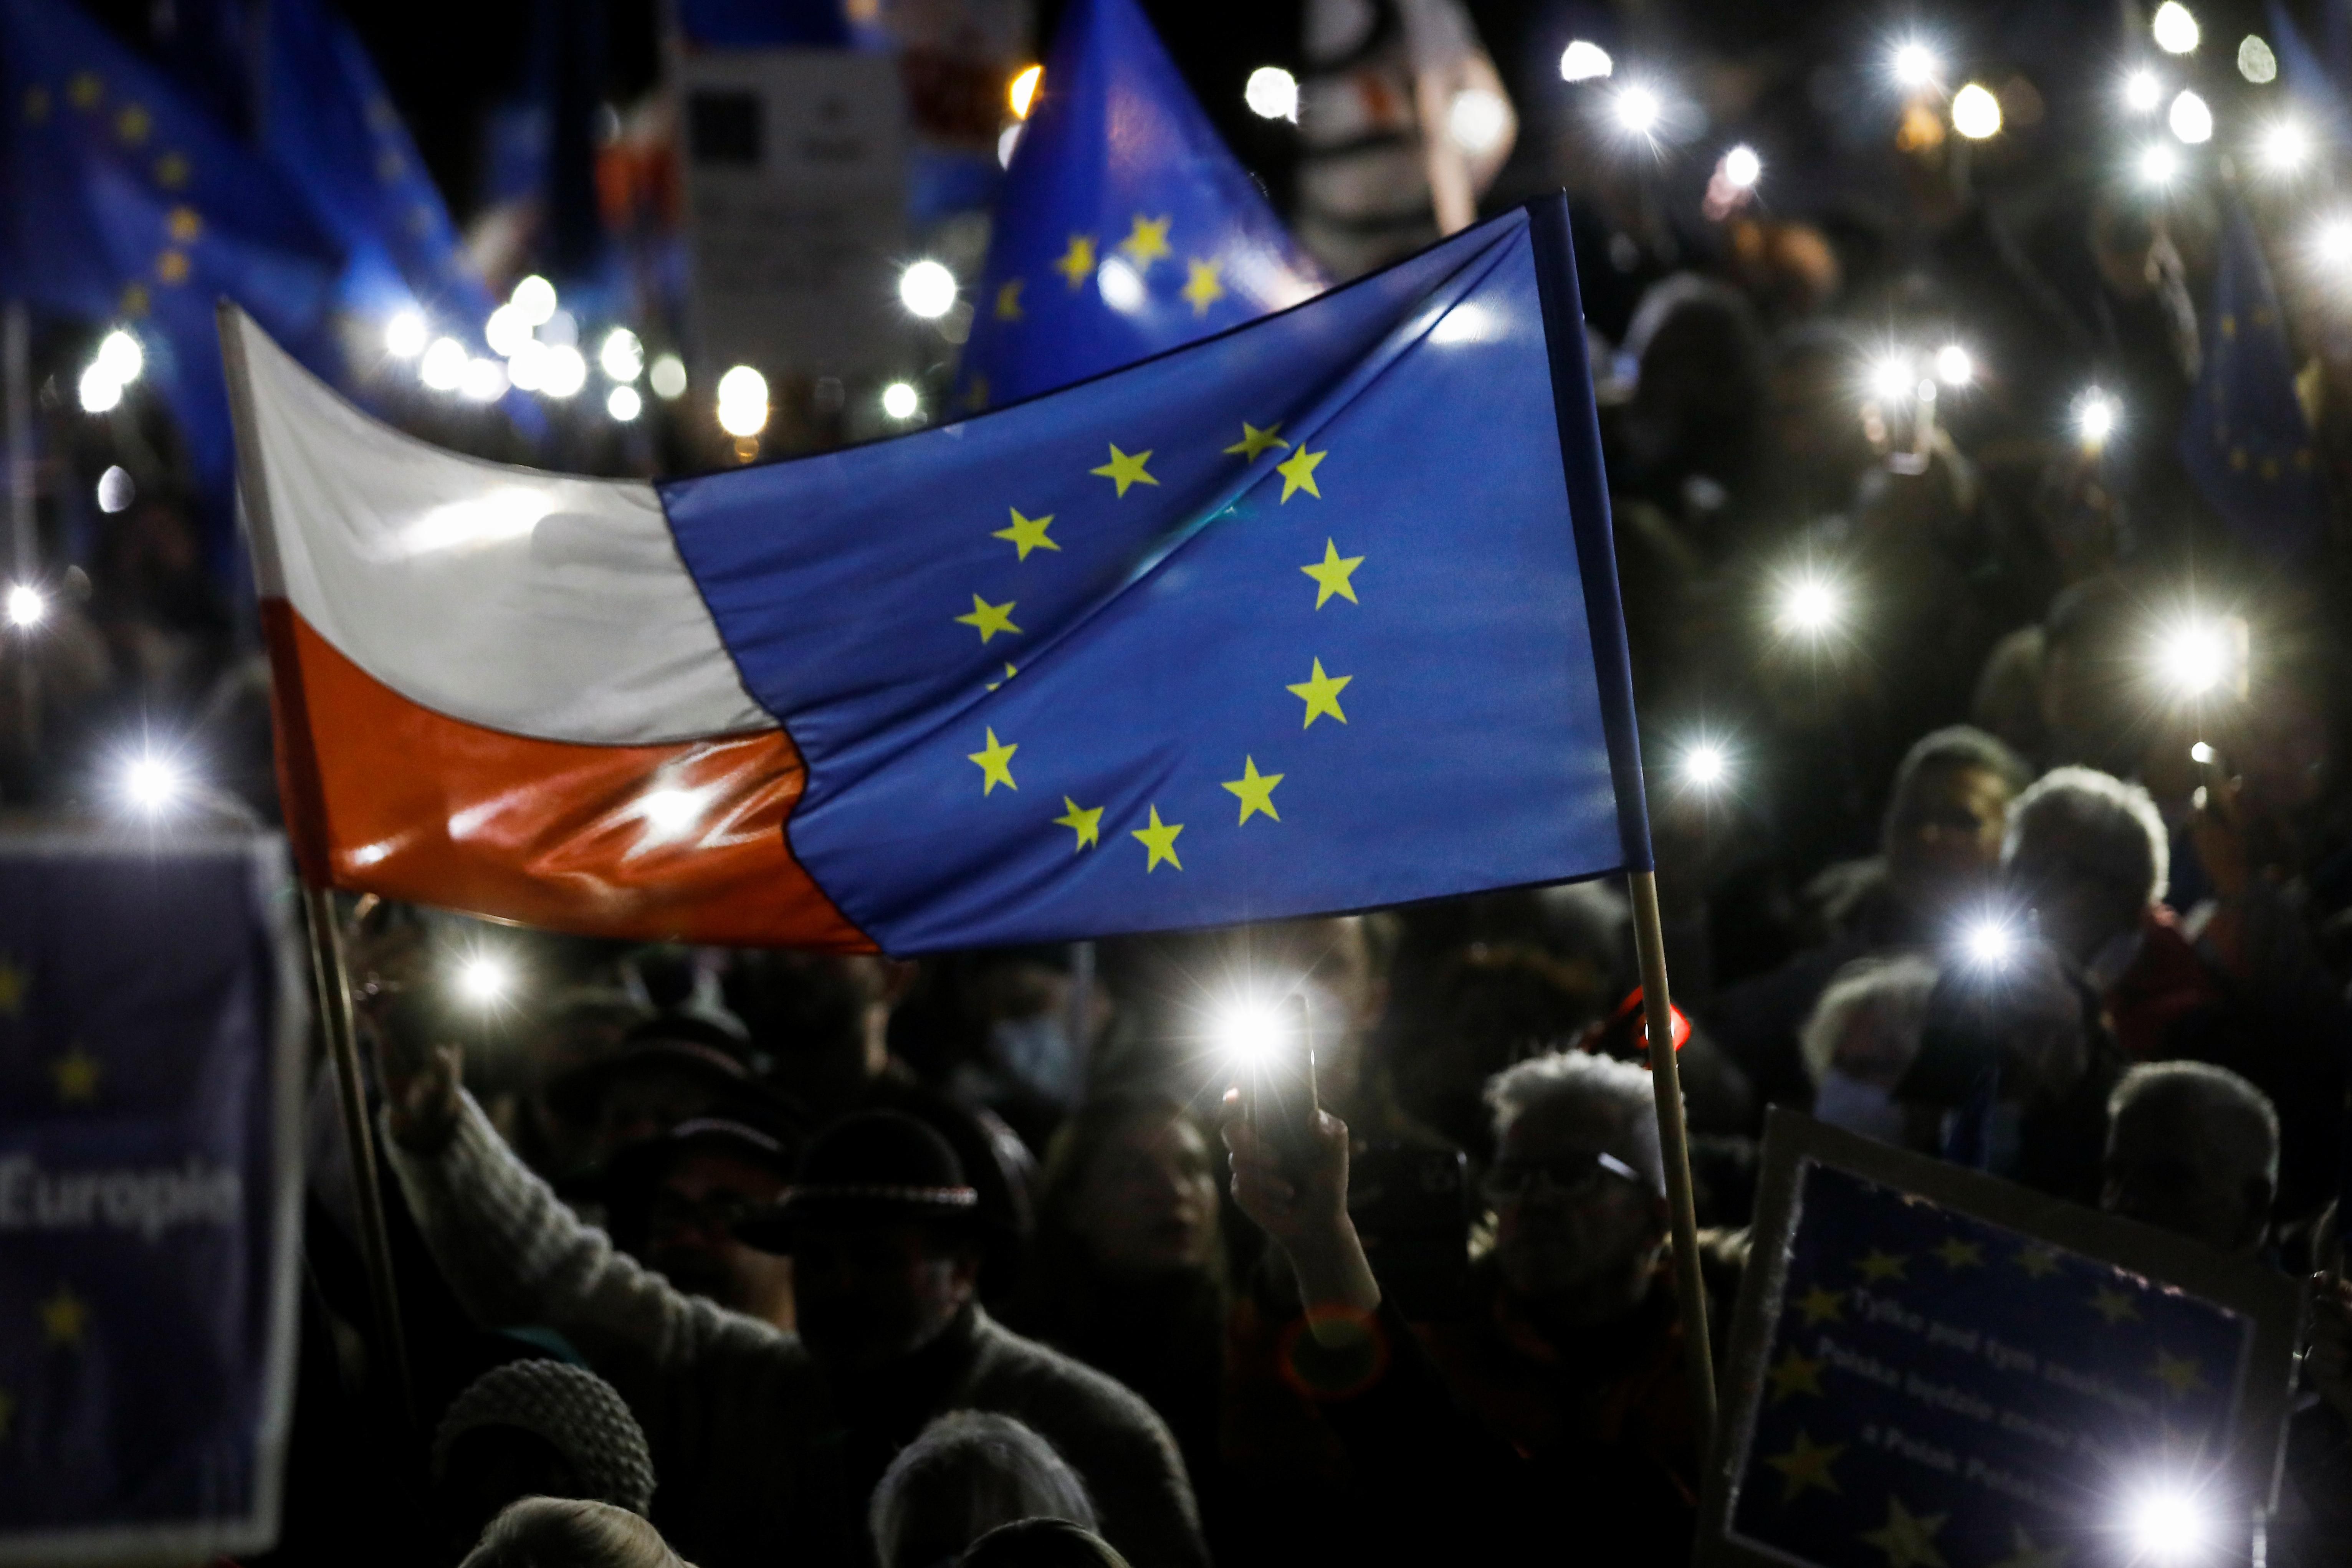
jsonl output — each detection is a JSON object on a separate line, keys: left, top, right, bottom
{"left": 1242, "top": 993, "right": 1319, "bottom": 1175}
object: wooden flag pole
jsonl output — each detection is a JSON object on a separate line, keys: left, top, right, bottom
{"left": 301, "top": 885, "right": 417, "bottom": 1432}
{"left": 1629, "top": 868, "right": 1719, "bottom": 1450}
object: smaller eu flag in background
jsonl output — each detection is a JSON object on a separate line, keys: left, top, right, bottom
{"left": 0, "top": 830, "right": 304, "bottom": 1565}
{"left": 952, "top": 0, "right": 1325, "bottom": 411}
{"left": 2180, "top": 197, "right": 2333, "bottom": 563}
{"left": 0, "top": 0, "right": 342, "bottom": 564}
{"left": 2266, "top": 0, "right": 2350, "bottom": 141}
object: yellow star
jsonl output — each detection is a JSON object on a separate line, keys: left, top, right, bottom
{"left": 993, "top": 508, "right": 1059, "bottom": 560}
{"left": 954, "top": 594, "right": 1022, "bottom": 644}
{"left": 963, "top": 374, "right": 990, "bottom": 412}
{"left": 2152, "top": 1349, "right": 2206, "bottom": 1397}
{"left": 1119, "top": 213, "right": 1172, "bottom": 270}
{"left": 1054, "top": 233, "right": 1097, "bottom": 288}
{"left": 40, "top": 1284, "right": 87, "bottom": 1347}
{"left": 2088, "top": 1286, "right": 2141, "bottom": 1325}
{"left": 1764, "top": 1429, "right": 1846, "bottom": 1501}
{"left": 1300, "top": 539, "right": 1364, "bottom": 608}
{"left": 986, "top": 662, "right": 1019, "bottom": 691}
{"left": 22, "top": 85, "right": 49, "bottom": 122}
{"left": 1286, "top": 658, "right": 1351, "bottom": 728}
{"left": 0, "top": 953, "right": 24, "bottom": 1015}
{"left": 966, "top": 729, "right": 1018, "bottom": 795}
{"left": 1767, "top": 1347, "right": 1825, "bottom": 1404}
{"left": 1859, "top": 1496, "right": 1948, "bottom": 1568}
{"left": 115, "top": 102, "right": 150, "bottom": 144}
{"left": 1988, "top": 1525, "right": 2068, "bottom": 1568}
{"left": 1131, "top": 805, "right": 1184, "bottom": 872}
{"left": 155, "top": 249, "right": 189, "bottom": 284}
{"left": 1932, "top": 1237, "right": 1984, "bottom": 1270}
{"left": 1054, "top": 797, "right": 1103, "bottom": 852}
{"left": 1856, "top": 1250, "right": 1909, "bottom": 1283}
{"left": 1222, "top": 756, "right": 1285, "bottom": 825}
{"left": 154, "top": 151, "right": 190, "bottom": 189}
{"left": 51, "top": 1044, "right": 100, "bottom": 1105}
{"left": 996, "top": 277, "right": 1024, "bottom": 320}
{"left": 2015, "top": 1247, "right": 2061, "bottom": 1279}
{"left": 120, "top": 282, "right": 149, "bottom": 316}
{"left": 1090, "top": 443, "right": 1158, "bottom": 496}
{"left": 1274, "top": 445, "right": 1327, "bottom": 502}
{"left": 167, "top": 205, "right": 202, "bottom": 243}
{"left": 1794, "top": 1285, "right": 1845, "bottom": 1325}
{"left": 68, "top": 72, "right": 102, "bottom": 110}
{"left": 1181, "top": 258, "right": 1225, "bottom": 316}
{"left": 1223, "top": 421, "right": 1289, "bottom": 461}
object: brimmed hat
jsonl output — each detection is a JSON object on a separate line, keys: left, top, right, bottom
{"left": 572, "top": 1092, "right": 807, "bottom": 1208}
{"left": 544, "top": 1012, "right": 774, "bottom": 1123}
{"left": 734, "top": 1110, "right": 983, "bottom": 1254}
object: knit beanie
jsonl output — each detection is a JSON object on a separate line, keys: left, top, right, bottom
{"left": 431, "top": 1359, "right": 657, "bottom": 1517}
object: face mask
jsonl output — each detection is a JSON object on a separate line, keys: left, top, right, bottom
{"left": 990, "top": 1015, "right": 1082, "bottom": 1108}
{"left": 1813, "top": 1069, "right": 1908, "bottom": 1146}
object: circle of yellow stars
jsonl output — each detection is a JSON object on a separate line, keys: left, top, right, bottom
{"left": 20, "top": 66, "right": 205, "bottom": 319}
{"left": 952, "top": 404, "right": 1363, "bottom": 876}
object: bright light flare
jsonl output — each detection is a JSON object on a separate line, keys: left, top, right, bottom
{"left": 899, "top": 259, "right": 958, "bottom": 319}
{"left": 455, "top": 953, "right": 514, "bottom": 1007}
{"left": 509, "top": 274, "right": 558, "bottom": 327}
{"left": 2124, "top": 68, "right": 2163, "bottom": 112}
{"left": 458, "top": 357, "right": 508, "bottom": 403}
{"left": 2076, "top": 387, "right": 2120, "bottom": 448}
{"left": 1952, "top": 83, "right": 2003, "bottom": 139}
{"left": 1559, "top": 40, "right": 1613, "bottom": 82}
{"left": 606, "top": 385, "right": 642, "bottom": 422}
{"left": 1245, "top": 65, "right": 1299, "bottom": 121}
{"left": 1934, "top": 344, "right": 1974, "bottom": 386}
{"left": 4, "top": 583, "right": 45, "bottom": 629}
{"left": 121, "top": 753, "right": 185, "bottom": 816}
{"left": 1449, "top": 87, "right": 1511, "bottom": 154}
{"left": 2239, "top": 34, "right": 2278, "bottom": 82}
{"left": 2138, "top": 142, "right": 2181, "bottom": 186}
{"left": 716, "top": 365, "right": 768, "bottom": 437}
{"left": 1009, "top": 63, "right": 1042, "bottom": 119}
{"left": 2168, "top": 88, "right": 2213, "bottom": 143}
{"left": 539, "top": 344, "right": 587, "bottom": 399}
{"left": 485, "top": 303, "right": 532, "bottom": 357}
{"left": 599, "top": 327, "right": 644, "bottom": 382}
{"left": 2190, "top": 740, "right": 2217, "bottom": 764}
{"left": 420, "top": 337, "right": 468, "bottom": 392}
{"left": 649, "top": 353, "right": 688, "bottom": 400}
{"left": 881, "top": 381, "right": 920, "bottom": 420}
{"left": 96, "top": 464, "right": 135, "bottom": 513}
{"left": 1216, "top": 1000, "right": 1292, "bottom": 1069}
{"left": 1774, "top": 572, "right": 1845, "bottom": 638}
{"left": 2256, "top": 118, "right": 2310, "bottom": 173}
{"left": 1962, "top": 918, "right": 2018, "bottom": 968}
{"left": 1680, "top": 742, "right": 1729, "bottom": 789}
{"left": 2152, "top": 1, "right": 2201, "bottom": 53}
{"left": 385, "top": 310, "right": 428, "bottom": 358}
{"left": 1891, "top": 40, "right": 1941, "bottom": 89}
{"left": 1721, "top": 144, "right": 1762, "bottom": 189}
{"left": 1611, "top": 83, "right": 1662, "bottom": 138}
{"left": 77, "top": 364, "right": 121, "bottom": 413}
{"left": 1866, "top": 353, "right": 1915, "bottom": 404}
{"left": 2314, "top": 214, "right": 2352, "bottom": 273}
{"left": 95, "top": 330, "right": 142, "bottom": 385}
{"left": 2155, "top": 618, "right": 2234, "bottom": 698}
{"left": 2125, "top": 1485, "right": 2212, "bottom": 1561}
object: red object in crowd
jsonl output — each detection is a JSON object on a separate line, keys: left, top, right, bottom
{"left": 1612, "top": 986, "right": 1692, "bottom": 1057}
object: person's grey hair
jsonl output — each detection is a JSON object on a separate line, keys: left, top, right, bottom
{"left": 458, "top": 1497, "right": 684, "bottom": 1568}
{"left": 869, "top": 1411, "right": 1097, "bottom": 1568}
{"left": 1484, "top": 1051, "right": 1665, "bottom": 1196}
{"left": 1799, "top": 955, "right": 1941, "bottom": 1087}
{"left": 2107, "top": 1062, "right": 2280, "bottom": 1190}
{"left": 2004, "top": 766, "right": 2170, "bottom": 906}
{"left": 432, "top": 1360, "right": 657, "bottom": 1517}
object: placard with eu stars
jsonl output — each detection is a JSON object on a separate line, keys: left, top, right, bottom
{"left": 1700, "top": 1112, "right": 2303, "bottom": 1568}
{"left": 0, "top": 829, "right": 306, "bottom": 1565}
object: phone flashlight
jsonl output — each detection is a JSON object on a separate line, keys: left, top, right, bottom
{"left": 1222, "top": 993, "right": 1319, "bottom": 1174}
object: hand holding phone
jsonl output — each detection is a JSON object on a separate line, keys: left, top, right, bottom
{"left": 1238, "top": 993, "right": 1320, "bottom": 1178}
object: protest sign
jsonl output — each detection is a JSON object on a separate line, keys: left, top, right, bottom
{"left": 0, "top": 829, "right": 306, "bottom": 1565}
{"left": 1699, "top": 1111, "right": 2302, "bottom": 1568}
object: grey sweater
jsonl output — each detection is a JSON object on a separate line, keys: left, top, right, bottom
{"left": 389, "top": 1095, "right": 1208, "bottom": 1568}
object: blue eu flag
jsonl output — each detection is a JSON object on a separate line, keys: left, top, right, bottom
{"left": 665, "top": 199, "right": 1648, "bottom": 952}
{"left": 2180, "top": 198, "right": 2332, "bottom": 562}
{"left": 2268, "top": 0, "right": 2351, "bottom": 137}
{"left": 256, "top": 0, "right": 495, "bottom": 330}
{"left": 0, "top": 0, "right": 341, "bottom": 556}
{"left": 952, "top": 0, "right": 1324, "bottom": 411}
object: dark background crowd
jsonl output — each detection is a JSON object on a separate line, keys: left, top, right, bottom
{"left": 4, "top": 0, "right": 2352, "bottom": 1564}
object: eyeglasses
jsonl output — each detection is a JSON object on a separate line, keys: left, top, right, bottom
{"left": 648, "top": 1189, "right": 766, "bottom": 1237}
{"left": 1482, "top": 1150, "right": 1646, "bottom": 1201}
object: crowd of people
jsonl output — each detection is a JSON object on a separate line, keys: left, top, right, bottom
{"left": 0, "top": 2, "right": 2349, "bottom": 1565}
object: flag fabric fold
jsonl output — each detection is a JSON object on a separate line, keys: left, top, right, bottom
{"left": 2180, "top": 197, "right": 2333, "bottom": 562}
{"left": 953, "top": 0, "right": 1324, "bottom": 410}
{"left": 227, "top": 200, "right": 1648, "bottom": 954}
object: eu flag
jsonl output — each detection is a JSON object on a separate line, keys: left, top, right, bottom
{"left": 2268, "top": 0, "right": 2351, "bottom": 137}
{"left": 0, "top": 0, "right": 341, "bottom": 560}
{"left": 662, "top": 200, "right": 1644, "bottom": 952}
{"left": 256, "top": 0, "right": 495, "bottom": 330}
{"left": 952, "top": 0, "right": 1324, "bottom": 411}
{"left": 2180, "top": 198, "right": 2332, "bottom": 562}
{"left": 0, "top": 830, "right": 304, "bottom": 1560}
